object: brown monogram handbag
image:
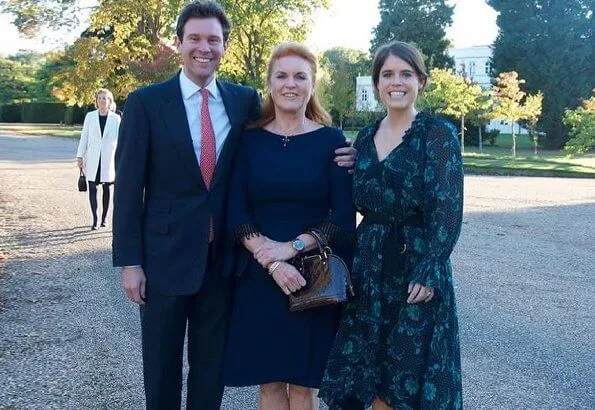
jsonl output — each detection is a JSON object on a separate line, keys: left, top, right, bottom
{"left": 288, "top": 230, "right": 354, "bottom": 312}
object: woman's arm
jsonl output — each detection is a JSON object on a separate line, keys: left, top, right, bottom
{"left": 76, "top": 113, "right": 91, "bottom": 168}
{"left": 314, "top": 130, "right": 357, "bottom": 248}
{"left": 254, "top": 130, "right": 356, "bottom": 269}
{"left": 408, "top": 121, "right": 464, "bottom": 298}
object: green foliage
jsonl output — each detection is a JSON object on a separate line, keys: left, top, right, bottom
{"left": 422, "top": 68, "right": 484, "bottom": 151}
{"left": 0, "top": 57, "right": 31, "bottom": 104}
{"left": 320, "top": 47, "right": 371, "bottom": 127}
{"left": 0, "top": 0, "right": 78, "bottom": 37}
{"left": 34, "top": 0, "right": 328, "bottom": 104}
{"left": 0, "top": 102, "right": 89, "bottom": 123}
{"left": 492, "top": 71, "right": 542, "bottom": 157}
{"left": 488, "top": 0, "right": 593, "bottom": 149}
{"left": 371, "top": 0, "right": 454, "bottom": 69}
{"left": 563, "top": 95, "right": 595, "bottom": 155}
{"left": 219, "top": 0, "right": 329, "bottom": 91}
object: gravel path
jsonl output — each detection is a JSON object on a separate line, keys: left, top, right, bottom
{"left": 0, "top": 134, "right": 593, "bottom": 409}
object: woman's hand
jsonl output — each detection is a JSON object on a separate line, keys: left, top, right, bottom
{"left": 271, "top": 262, "right": 306, "bottom": 295}
{"left": 407, "top": 282, "right": 434, "bottom": 304}
{"left": 76, "top": 157, "right": 83, "bottom": 170}
{"left": 254, "top": 239, "right": 296, "bottom": 268}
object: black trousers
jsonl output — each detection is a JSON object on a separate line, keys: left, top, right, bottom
{"left": 140, "top": 252, "right": 231, "bottom": 410}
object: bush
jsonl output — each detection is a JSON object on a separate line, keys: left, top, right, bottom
{"left": 0, "top": 103, "right": 91, "bottom": 124}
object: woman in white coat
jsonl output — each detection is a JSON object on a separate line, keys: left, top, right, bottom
{"left": 76, "top": 88, "right": 121, "bottom": 230}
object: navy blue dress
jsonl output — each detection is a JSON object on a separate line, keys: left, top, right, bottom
{"left": 224, "top": 126, "right": 356, "bottom": 388}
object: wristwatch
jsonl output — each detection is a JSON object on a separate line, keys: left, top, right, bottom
{"left": 291, "top": 238, "right": 305, "bottom": 253}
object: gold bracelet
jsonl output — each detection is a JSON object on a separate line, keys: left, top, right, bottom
{"left": 268, "top": 261, "right": 281, "bottom": 275}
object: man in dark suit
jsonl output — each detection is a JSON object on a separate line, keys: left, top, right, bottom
{"left": 113, "top": 2, "right": 355, "bottom": 409}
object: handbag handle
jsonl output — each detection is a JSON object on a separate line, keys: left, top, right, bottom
{"left": 306, "top": 229, "right": 332, "bottom": 260}
{"left": 79, "top": 169, "right": 85, "bottom": 177}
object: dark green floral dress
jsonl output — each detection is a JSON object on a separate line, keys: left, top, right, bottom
{"left": 320, "top": 112, "right": 464, "bottom": 410}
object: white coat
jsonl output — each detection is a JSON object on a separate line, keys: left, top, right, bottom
{"left": 76, "top": 110, "right": 121, "bottom": 183}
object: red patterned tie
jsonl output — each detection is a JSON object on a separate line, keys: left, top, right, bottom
{"left": 200, "top": 88, "right": 216, "bottom": 242}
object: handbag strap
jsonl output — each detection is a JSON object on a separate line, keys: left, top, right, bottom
{"left": 79, "top": 168, "right": 85, "bottom": 177}
{"left": 306, "top": 229, "right": 330, "bottom": 254}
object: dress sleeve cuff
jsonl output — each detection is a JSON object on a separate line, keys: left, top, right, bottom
{"left": 312, "top": 222, "right": 355, "bottom": 248}
{"left": 234, "top": 223, "right": 261, "bottom": 242}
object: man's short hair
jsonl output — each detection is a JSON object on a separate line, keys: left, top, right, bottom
{"left": 176, "top": 1, "right": 231, "bottom": 43}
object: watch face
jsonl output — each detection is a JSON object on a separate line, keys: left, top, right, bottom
{"left": 293, "top": 239, "right": 305, "bottom": 251}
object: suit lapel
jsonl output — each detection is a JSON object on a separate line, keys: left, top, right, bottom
{"left": 160, "top": 75, "right": 206, "bottom": 190}
{"left": 212, "top": 80, "right": 242, "bottom": 188}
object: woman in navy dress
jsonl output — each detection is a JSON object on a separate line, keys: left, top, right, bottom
{"left": 224, "top": 42, "right": 356, "bottom": 409}
{"left": 320, "top": 42, "right": 464, "bottom": 409}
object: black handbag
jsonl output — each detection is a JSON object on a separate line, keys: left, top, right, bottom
{"left": 78, "top": 169, "right": 87, "bottom": 192}
{"left": 288, "top": 230, "right": 354, "bottom": 312}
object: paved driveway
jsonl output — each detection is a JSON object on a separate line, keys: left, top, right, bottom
{"left": 0, "top": 134, "right": 593, "bottom": 409}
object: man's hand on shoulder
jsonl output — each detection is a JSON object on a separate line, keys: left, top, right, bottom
{"left": 121, "top": 266, "right": 147, "bottom": 305}
{"left": 334, "top": 144, "right": 357, "bottom": 173}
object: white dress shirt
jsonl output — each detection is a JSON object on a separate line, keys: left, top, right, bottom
{"left": 179, "top": 69, "right": 231, "bottom": 163}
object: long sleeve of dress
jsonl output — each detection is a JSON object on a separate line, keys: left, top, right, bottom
{"left": 227, "top": 137, "right": 260, "bottom": 242}
{"left": 408, "top": 122, "right": 464, "bottom": 297}
{"left": 313, "top": 131, "right": 356, "bottom": 248}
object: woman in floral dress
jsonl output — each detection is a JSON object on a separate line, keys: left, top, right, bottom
{"left": 320, "top": 41, "right": 464, "bottom": 410}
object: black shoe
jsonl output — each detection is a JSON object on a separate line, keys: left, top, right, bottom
{"left": 91, "top": 225, "right": 98, "bottom": 230}
{"left": 100, "top": 221, "right": 107, "bottom": 227}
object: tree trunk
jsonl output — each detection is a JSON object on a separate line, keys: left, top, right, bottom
{"left": 478, "top": 125, "right": 483, "bottom": 153}
{"left": 460, "top": 116, "right": 465, "bottom": 154}
{"left": 511, "top": 122, "right": 516, "bottom": 157}
{"left": 339, "top": 114, "right": 343, "bottom": 130}
{"left": 64, "top": 106, "right": 74, "bottom": 125}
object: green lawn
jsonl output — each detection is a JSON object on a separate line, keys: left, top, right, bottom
{"left": 344, "top": 130, "right": 594, "bottom": 178}
{"left": 0, "top": 123, "right": 82, "bottom": 138}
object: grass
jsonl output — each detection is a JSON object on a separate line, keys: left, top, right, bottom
{"left": 344, "top": 130, "right": 595, "bottom": 178}
{"left": 2, "top": 124, "right": 592, "bottom": 178}
{"left": 0, "top": 123, "right": 82, "bottom": 138}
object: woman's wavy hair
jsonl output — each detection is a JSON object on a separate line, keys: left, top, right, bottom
{"left": 254, "top": 42, "right": 332, "bottom": 128}
{"left": 94, "top": 88, "right": 115, "bottom": 111}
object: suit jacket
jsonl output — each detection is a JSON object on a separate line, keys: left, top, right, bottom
{"left": 112, "top": 74, "right": 260, "bottom": 295}
{"left": 76, "top": 110, "right": 121, "bottom": 182}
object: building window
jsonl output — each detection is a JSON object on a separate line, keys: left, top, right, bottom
{"left": 485, "top": 61, "right": 492, "bottom": 74}
{"left": 362, "top": 88, "right": 368, "bottom": 102}
{"left": 469, "top": 61, "right": 476, "bottom": 76}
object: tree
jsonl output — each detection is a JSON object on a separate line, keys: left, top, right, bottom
{"left": 0, "top": 57, "right": 31, "bottom": 104}
{"left": 220, "top": 0, "right": 329, "bottom": 91}
{"left": 492, "top": 71, "right": 542, "bottom": 157}
{"left": 321, "top": 48, "right": 371, "bottom": 128}
{"left": 563, "top": 93, "right": 595, "bottom": 155}
{"left": 422, "top": 68, "right": 484, "bottom": 153}
{"left": 468, "top": 89, "right": 495, "bottom": 153}
{"left": 371, "top": 0, "right": 454, "bottom": 69}
{"left": 521, "top": 92, "right": 543, "bottom": 155}
{"left": 38, "top": 0, "right": 328, "bottom": 105}
{"left": 0, "top": 0, "right": 79, "bottom": 37}
{"left": 488, "top": 0, "right": 593, "bottom": 149}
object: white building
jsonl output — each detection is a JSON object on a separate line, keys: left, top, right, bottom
{"left": 449, "top": 46, "right": 492, "bottom": 88}
{"left": 355, "top": 76, "right": 381, "bottom": 112}
{"left": 356, "top": 45, "right": 528, "bottom": 134}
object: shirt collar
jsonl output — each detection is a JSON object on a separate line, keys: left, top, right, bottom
{"left": 179, "top": 69, "right": 220, "bottom": 101}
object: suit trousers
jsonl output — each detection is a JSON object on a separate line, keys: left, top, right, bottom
{"left": 140, "top": 248, "right": 231, "bottom": 410}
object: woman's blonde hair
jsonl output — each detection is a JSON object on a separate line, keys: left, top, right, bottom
{"left": 254, "top": 42, "right": 332, "bottom": 128}
{"left": 94, "top": 88, "right": 115, "bottom": 111}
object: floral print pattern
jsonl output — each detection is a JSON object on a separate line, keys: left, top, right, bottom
{"left": 320, "top": 112, "right": 464, "bottom": 409}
